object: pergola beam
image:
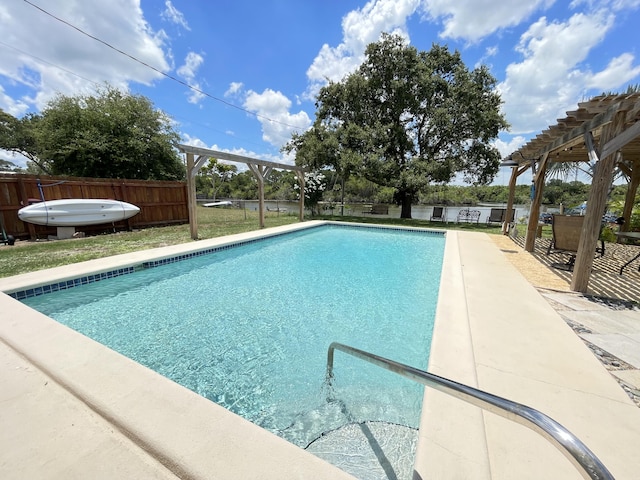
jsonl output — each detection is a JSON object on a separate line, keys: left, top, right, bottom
{"left": 178, "top": 144, "right": 307, "bottom": 239}
{"left": 178, "top": 144, "right": 306, "bottom": 172}
{"left": 501, "top": 93, "right": 640, "bottom": 293}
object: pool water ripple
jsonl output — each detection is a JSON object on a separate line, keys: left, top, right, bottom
{"left": 23, "top": 225, "right": 444, "bottom": 449}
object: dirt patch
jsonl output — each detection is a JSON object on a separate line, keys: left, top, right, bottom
{"left": 489, "top": 234, "right": 570, "bottom": 291}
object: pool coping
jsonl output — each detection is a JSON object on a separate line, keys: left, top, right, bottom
{"left": 417, "top": 230, "right": 640, "bottom": 479}
{"left": 1, "top": 221, "right": 640, "bottom": 478}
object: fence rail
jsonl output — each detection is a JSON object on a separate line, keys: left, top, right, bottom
{"left": 0, "top": 174, "right": 188, "bottom": 239}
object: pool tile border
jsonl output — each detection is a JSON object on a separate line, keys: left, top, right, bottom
{"left": 8, "top": 222, "right": 444, "bottom": 301}
{"left": 9, "top": 267, "right": 138, "bottom": 301}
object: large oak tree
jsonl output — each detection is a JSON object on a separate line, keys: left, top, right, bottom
{"left": 286, "top": 34, "right": 509, "bottom": 218}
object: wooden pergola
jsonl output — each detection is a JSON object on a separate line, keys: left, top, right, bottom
{"left": 177, "top": 144, "right": 308, "bottom": 240}
{"left": 502, "top": 93, "right": 640, "bottom": 292}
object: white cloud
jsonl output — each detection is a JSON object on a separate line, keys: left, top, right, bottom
{"left": 475, "top": 45, "right": 499, "bottom": 69}
{"left": 586, "top": 53, "right": 640, "bottom": 90}
{"left": 177, "top": 52, "right": 203, "bottom": 79}
{"left": 497, "top": 11, "right": 616, "bottom": 134}
{"left": 305, "top": 0, "right": 420, "bottom": 99}
{"left": 243, "top": 89, "right": 311, "bottom": 148}
{"left": 421, "top": 0, "right": 555, "bottom": 42}
{"left": 180, "top": 133, "right": 209, "bottom": 150}
{"left": 177, "top": 52, "right": 205, "bottom": 104}
{"left": 494, "top": 135, "right": 528, "bottom": 158}
{"left": 0, "top": 148, "right": 31, "bottom": 169}
{"left": 224, "top": 82, "right": 244, "bottom": 97}
{"left": 178, "top": 134, "right": 290, "bottom": 169}
{"left": 161, "top": 0, "right": 190, "bottom": 31}
{"left": 0, "top": 85, "right": 30, "bottom": 117}
{"left": 0, "top": 1, "right": 171, "bottom": 112}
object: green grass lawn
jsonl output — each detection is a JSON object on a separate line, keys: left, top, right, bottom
{"left": 0, "top": 206, "right": 536, "bottom": 278}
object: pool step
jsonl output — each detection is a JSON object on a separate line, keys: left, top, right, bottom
{"left": 306, "top": 421, "right": 418, "bottom": 480}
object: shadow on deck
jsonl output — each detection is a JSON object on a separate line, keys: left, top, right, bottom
{"left": 508, "top": 234, "right": 640, "bottom": 305}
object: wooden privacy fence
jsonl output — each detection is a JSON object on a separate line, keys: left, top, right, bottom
{"left": 0, "top": 174, "right": 188, "bottom": 239}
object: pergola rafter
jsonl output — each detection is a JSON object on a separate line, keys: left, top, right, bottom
{"left": 177, "top": 144, "right": 308, "bottom": 239}
{"left": 502, "top": 93, "right": 640, "bottom": 293}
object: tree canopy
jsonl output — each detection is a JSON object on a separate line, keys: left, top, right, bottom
{"left": 0, "top": 85, "right": 185, "bottom": 180}
{"left": 286, "top": 33, "right": 509, "bottom": 218}
{"left": 0, "top": 110, "right": 41, "bottom": 170}
{"left": 198, "top": 158, "right": 238, "bottom": 201}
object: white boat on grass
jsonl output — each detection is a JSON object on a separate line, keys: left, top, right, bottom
{"left": 18, "top": 199, "right": 140, "bottom": 227}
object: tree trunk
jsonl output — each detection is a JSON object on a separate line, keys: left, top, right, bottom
{"left": 399, "top": 192, "right": 412, "bottom": 219}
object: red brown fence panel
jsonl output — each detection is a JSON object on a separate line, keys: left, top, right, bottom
{"left": 0, "top": 174, "right": 188, "bottom": 240}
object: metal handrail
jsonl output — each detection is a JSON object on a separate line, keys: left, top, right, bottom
{"left": 326, "top": 342, "right": 613, "bottom": 480}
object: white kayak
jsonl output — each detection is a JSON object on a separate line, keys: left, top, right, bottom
{"left": 18, "top": 199, "right": 140, "bottom": 227}
{"left": 202, "top": 200, "right": 233, "bottom": 207}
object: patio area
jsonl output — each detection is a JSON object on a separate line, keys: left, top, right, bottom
{"left": 504, "top": 231, "right": 640, "bottom": 304}
{"left": 492, "top": 232, "right": 640, "bottom": 409}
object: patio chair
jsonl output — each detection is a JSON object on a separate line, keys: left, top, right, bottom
{"left": 430, "top": 206, "right": 447, "bottom": 222}
{"left": 486, "top": 208, "right": 505, "bottom": 225}
{"left": 506, "top": 208, "right": 516, "bottom": 224}
{"left": 546, "top": 215, "right": 605, "bottom": 271}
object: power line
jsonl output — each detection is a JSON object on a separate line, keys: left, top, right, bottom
{"left": 0, "top": 41, "right": 275, "bottom": 152}
{"left": 22, "top": 0, "right": 306, "bottom": 131}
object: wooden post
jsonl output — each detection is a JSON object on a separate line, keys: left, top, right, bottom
{"left": 503, "top": 166, "right": 519, "bottom": 235}
{"left": 525, "top": 153, "right": 548, "bottom": 252}
{"left": 571, "top": 112, "right": 626, "bottom": 292}
{"left": 176, "top": 145, "right": 308, "bottom": 226}
{"left": 620, "top": 159, "right": 640, "bottom": 234}
{"left": 248, "top": 164, "right": 272, "bottom": 229}
{"left": 186, "top": 153, "right": 198, "bottom": 240}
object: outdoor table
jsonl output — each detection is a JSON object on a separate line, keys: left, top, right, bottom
{"left": 616, "top": 232, "right": 640, "bottom": 275}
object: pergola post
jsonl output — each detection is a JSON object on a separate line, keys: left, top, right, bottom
{"left": 620, "top": 159, "right": 640, "bottom": 234}
{"left": 185, "top": 153, "right": 209, "bottom": 240}
{"left": 502, "top": 93, "right": 640, "bottom": 291}
{"left": 247, "top": 164, "right": 273, "bottom": 229}
{"left": 186, "top": 153, "right": 198, "bottom": 240}
{"left": 177, "top": 144, "right": 308, "bottom": 234}
{"left": 502, "top": 164, "right": 529, "bottom": 235}
{"left": 571, "top": 111, "right": 626, "bottom": 292}
{"left": 525, "top": 153, "right": 549, "bottom": 252}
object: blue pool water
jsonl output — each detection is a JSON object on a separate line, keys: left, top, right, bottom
{"left": 23, "top": 225, "right": 445, "bottom": 448}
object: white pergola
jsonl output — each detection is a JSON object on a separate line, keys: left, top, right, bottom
{"left": 177, "top": 144, "right": 308, "bottom": 240}
{"left": 502, "top": 93, "right": 640, "bottom": 292}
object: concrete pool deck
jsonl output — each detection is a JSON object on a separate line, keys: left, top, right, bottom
{"left": 1, "top": 222, "right": 639, "bottom": 479}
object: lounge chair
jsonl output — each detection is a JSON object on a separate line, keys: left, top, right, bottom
{"left": 546, "top": 215, "right": 605, "bottom": 271}
{"left": 505, "top": 208, "right": 516, "bottom": 224}
{"left": 430, "top": 206, "right": 447, "bottom": 222}
{"left": 486, "top": 208, "right": 505, "bottom": 225}
{"left": 486, "top": 208, "right": 516, "bottom": 225}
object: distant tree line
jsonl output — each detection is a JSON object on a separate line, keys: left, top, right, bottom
{"left": 193, "top": 165, "right": 633, "bottom": 212}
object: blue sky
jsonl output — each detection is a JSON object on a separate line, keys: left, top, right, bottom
{"left": 1, "top": 0, "right": 640, "bottom": 185}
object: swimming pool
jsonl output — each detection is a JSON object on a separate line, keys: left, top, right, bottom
{"left": 20, "top": 224, "right": 444, "bottom": 451}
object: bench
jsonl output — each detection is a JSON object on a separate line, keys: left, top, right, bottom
{"left": 456, "top": 209, "right": 480, "bottom": 224}
{"left": 362, "top": 204, "right": 389, "bottom": 215}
